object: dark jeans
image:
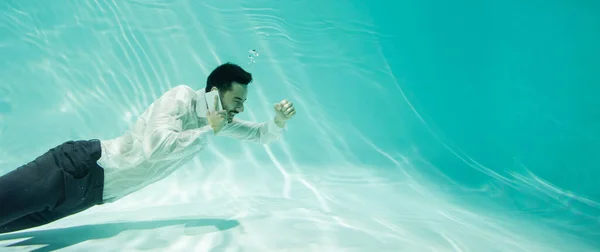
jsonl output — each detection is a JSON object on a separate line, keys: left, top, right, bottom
{"left": 0, "top": 139, "right": 105, "bottom": 234}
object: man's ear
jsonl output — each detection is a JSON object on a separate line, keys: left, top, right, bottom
{"left": 211, "top": 87, "right": 218, "bottom": 92}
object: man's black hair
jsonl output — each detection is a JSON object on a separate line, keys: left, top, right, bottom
{"left": 205, "top": 62, "right": 252, "bottom": 92}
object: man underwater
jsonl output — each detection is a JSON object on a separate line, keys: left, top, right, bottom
{"left": 0, "top": 62, "right": 296, "bottom": 233}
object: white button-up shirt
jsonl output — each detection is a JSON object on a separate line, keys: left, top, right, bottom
{"left": 97, "top": 85, "right": 284, "bottom": 202}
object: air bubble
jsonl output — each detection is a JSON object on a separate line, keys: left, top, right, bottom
{"left": 248, "top": 49, "right": 259, "bottom": 64}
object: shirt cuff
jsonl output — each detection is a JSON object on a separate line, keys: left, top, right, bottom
{"left": 268, "top": 117, "right": 286, "bottom": 134}
{"left": 200, "top": 125, "right": 215, "bottom": 136}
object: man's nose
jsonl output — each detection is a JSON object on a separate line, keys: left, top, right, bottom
{"left": 235, "top": 105, "right": 244, "bottom": 113}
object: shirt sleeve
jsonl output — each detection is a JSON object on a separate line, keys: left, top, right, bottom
{"left": 142, "top": 87, "right": 214, "bottom": 160}
{"left": 217, "top": 117, "right": 285, "bottom": 144}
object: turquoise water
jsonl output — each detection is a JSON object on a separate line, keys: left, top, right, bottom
{"left": 1, "top": 0, "right": 599, "bottom": 251}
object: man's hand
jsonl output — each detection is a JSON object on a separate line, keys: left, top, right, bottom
{"left": 274, "top": 99, "right": 296, "bottom": 128}
{"left": 207, "top": 94, "right": 227, "bottom": 134}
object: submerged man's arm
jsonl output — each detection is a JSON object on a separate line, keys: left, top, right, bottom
{"left": 217, "top": 99, "right": 296, "bottom": 144}
{"left": 218, "top": 117, "right": 285, "bottom": 144}
{"left": 142, "top": 86, "right": 213, "bottom": 160}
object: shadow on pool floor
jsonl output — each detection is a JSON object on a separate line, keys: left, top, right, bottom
{"left": 0, "top": 218, "right": 240, "bottom": 251}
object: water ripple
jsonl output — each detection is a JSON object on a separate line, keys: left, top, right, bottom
{"left": 0, "top": 1, "right": 598, "bottom": 251}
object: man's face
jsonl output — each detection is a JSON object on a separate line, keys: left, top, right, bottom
{"left": 219, "top": 82, "right": 247, "bottom": 122}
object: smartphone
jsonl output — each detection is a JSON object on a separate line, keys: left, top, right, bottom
{"left": 205, "top": 90, "right": 221, "bottom": 112}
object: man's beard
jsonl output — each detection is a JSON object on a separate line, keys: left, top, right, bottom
{"left": 227, "top": 111, "right": 236, "bottom": 123}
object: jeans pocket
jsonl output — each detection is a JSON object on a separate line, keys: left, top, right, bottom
{"left": 58, "top": 169, "right": 94, "bottom": 213}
